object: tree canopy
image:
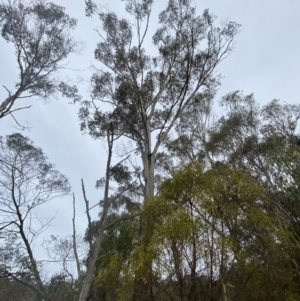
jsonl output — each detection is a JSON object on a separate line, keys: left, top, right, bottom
{"left": 0, "top": 0, "right": 81, "bottom": 124}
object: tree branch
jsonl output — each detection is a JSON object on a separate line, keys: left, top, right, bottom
{"left": 81, "top": 179, "right": 93, "bottom": 252}
{"left": 104, "top": 212, "right": 140, "bottom": 230}
{"left": 72, "top": 193, "right": 81, "bottom": 280}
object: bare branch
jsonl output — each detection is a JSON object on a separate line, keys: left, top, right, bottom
{"left": 104, "top": 212, "right": 140, "bottom": 230}
{"left": 0, "top": 269, "right": 39, "bottom": 293}
{"left": 2, "top": 85, "right": 11, "bottom": 95}
{"left": 72, "top": 193, "right": 81, "bottom": 279}
{"left": 81, "top": 179, "right": 92, "bottom": 252}
{"left": 9, "top": 112, "right": 30, "bottom": 130}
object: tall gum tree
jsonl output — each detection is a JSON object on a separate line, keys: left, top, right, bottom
{"left": 79, "top": 0, "right": 240, "bottom": 299}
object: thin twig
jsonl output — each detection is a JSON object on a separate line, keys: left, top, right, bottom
{"left": 9, "top": 112, "right": 28, "bottom": 130}
{"left": 0, "top": 270, "right": 38, "bottom": 293}
{"left": 2, "top": 85, "right": 11, "bottom": 95}
{"left": 104, "top": 212, "right": 141, "bottom": 230}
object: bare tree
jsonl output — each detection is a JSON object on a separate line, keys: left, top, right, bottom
{"left": 0, "top": 133, "right": 71, "bottom": 300}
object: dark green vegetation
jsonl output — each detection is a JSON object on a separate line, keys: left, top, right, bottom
{"left": 1, "top": 0, "right": 300, "bottom": 300}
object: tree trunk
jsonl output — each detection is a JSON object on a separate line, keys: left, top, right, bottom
{"left": 77, "top": 227, "right": 106, "bottom": 301}
{"left": 132, "top": 126, "right": 155, "bottom": 301}
{"left": 78, "top": 128, "right": 113, "bottom": 301}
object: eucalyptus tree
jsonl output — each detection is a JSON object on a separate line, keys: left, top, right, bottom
{"left": 79, "top": 0, "right": 239, "bottom": 299}
{"left": 0, "top": 133, "right": 71, "bottom": 300}
{"left": 0, "top": 0, "right": 81, "bottom": 124}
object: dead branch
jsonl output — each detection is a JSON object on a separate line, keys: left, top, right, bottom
{"left": 72, "top": 193, "right": 81, "bottom": 279}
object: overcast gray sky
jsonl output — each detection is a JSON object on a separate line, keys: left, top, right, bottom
{"left": 0, "top": 0, "right": 299, "bottom": 272}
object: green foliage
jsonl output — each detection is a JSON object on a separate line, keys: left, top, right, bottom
{"left": 79, "top": 3, "right": 239, "bottom": 296}
{"left": 129, "top": 163, "right": 298, "bottom": 300}
{"left": 79, "top": 0, "right": 240, "bottom": 147}
{"left": 2, "top": 1, "right": 298, "bottom": 301}
{"left": 86, "top": 214, "right": 139, "bottom": 301}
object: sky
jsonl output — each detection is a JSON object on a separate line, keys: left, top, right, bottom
{"left": 0, "top": 0, "right": 300, "bottom": 276}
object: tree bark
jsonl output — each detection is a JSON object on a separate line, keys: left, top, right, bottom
{"left": 132, "top": 124, "right": 155, "bottom": 301}
{"left": 72, "top": 193, "right": 81, "bottom": 280}
{"left": 78, "top": 127, "right": 113, "bottom": 301}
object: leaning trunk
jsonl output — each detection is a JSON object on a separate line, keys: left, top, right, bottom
{"left": 78, "top": 128, "right": 113, "bottom": 301}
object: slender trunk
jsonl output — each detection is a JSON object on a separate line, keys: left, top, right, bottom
{"left": 72, "top": 193, "right": 81, "bottom": 280}
{"left": 210, "top": 229, "right": 214, "bottom": 301}
{"left": 171, "top": 242, "right": 184, "bottom": 301}
{"left": 78, "top": 127, "right": 113, "bottom": 301}
{"left": 132, "top": 124, "right": 155, "bottom": 301}
{"left": 189, "top": 202, "right": 197, "bottom": 301}
{"left": 11, "top": 167, "right": 46, "bottom": 297}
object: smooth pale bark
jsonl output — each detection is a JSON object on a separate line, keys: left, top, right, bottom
{"left": 132, "top": 121, "right": 156, "bottom": 301}
{"left": 77, "top": 128, "right": 113, "bottom": 301}
{"left": 72, "top": 193, "right": 81, "bottom": 280}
